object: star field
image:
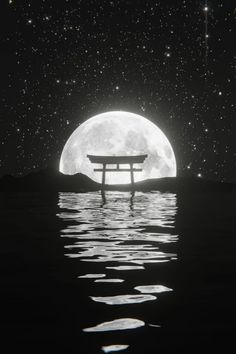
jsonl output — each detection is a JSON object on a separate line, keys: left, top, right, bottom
{"left": 0, "top": 0, "right": 235, "bottom": 181}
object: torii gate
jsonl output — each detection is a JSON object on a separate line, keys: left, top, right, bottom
{"left": 87, "top": 154, "right": 148, "bottom": 189}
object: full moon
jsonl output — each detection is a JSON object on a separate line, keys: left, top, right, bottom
{"left": 59, "top": 111, "right": 177, "bottom": 184}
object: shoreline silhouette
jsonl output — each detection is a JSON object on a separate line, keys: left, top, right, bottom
{"left": 0, "top": 168, "right": 235, "bottom": 193}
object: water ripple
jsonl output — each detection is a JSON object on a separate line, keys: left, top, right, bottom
{"left": 83, "top": 318, "right": 145, "bottom": 332}
{"left": 58, "top": 192, "right": 178, "bottom": 266}
{"left": 58, "top": 191, "right": 178, "bottom": 351}
{"left": 134, "top": 285, "right": 173, "bottom": 294}
{"left": 90, "top": 294, "right": 156, "bottom": 305}
{"left": 102, "top": 344, "right": 129, "bottom": 353}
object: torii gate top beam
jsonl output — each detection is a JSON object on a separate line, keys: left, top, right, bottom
{"left": 87, "top": 154, "right": 148, "bottom": 189}
{"left": 87, "top": 154, "right": 147, "bottom": 164}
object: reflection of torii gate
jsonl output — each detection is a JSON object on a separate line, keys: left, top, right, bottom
{"left": 87, "top": 154, "right": 148, "bottom": 190}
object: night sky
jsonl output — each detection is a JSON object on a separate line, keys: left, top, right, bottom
{"left": 0, "top": 0, "right": 235, "bottom": 181}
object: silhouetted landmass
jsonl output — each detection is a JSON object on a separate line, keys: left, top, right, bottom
{"left": 0, "top": 168, "right": 99, "bottom": 192}
{"left": 0, "top": 168, "right": 235, "bottom": 193}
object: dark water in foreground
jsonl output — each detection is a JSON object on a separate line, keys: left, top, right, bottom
{"left": 1, "top": 191, "right": 236, "bottom": 353}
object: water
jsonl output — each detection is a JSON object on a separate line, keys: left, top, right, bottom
{"left": 1, "top": 190, "right": 235, "bottom": 353}
{"left": 57, "top": 191, "right": 177, "bottom": 351}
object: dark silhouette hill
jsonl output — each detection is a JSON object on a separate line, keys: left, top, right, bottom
{"left": 0, "top": 168, "right": 235, "bottom": 193}
{"left": 0, "top": 168, "right": 99, "bottom": 192}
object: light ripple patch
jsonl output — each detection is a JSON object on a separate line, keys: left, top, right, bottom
{"left": 78, "top": 274, "right": 106, "bottom": 279}
{"left": 134, "top": 285, "right": 173, "bottom": 293}
{"left": 95, "top": 279, "right": 124, "bottom": 283}
{"left": 102, "top": 344, "right": 129, "bottom": 353}
{"left": 83, "top": 318, "right": 145, "bottom": 332}
{"left": 90, "top": 294, "right": 156, "bottom": 305}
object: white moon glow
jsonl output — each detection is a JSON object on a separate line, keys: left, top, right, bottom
{"left": 59, "top": 111, "right": 177, "bottom": 184}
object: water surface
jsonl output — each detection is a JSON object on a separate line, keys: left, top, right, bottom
{"left": 58, "top": 191, "right": 178, "bottom": 352}
{"left": 1, "top": 189, "right": 235, "bottom": 353}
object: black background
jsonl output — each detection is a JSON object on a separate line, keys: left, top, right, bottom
{"left": 0, "top": 0, "right": 235, "bottom": 181}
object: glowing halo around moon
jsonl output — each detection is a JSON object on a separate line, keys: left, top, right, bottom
{"left": 59, "top": 111, "right": 177, "bottom": 185}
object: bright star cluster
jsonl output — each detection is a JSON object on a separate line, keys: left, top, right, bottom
{"left": 0, "top": 0, "right": 235, "bottom": 181}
